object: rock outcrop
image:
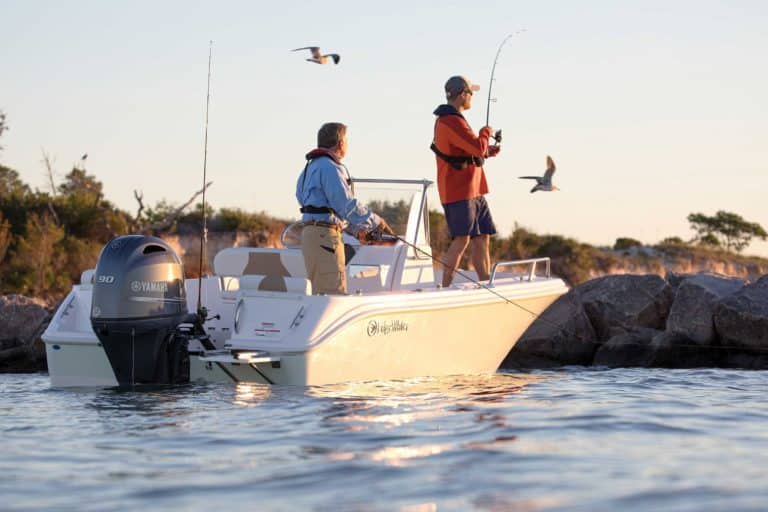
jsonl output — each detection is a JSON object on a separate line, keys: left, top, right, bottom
{"left": 0, "top": 294, "right": 53, "bottom": 372}
{"left": 502, "top": 290, "right": 597, "bottom": 368}
{"left": 714, "top": 275, "right": 768, "bottom": 352}
{"left": 578, "top": 274, "right": 673, "bottom": 341}
{"left": 510, "top": 271, "right": 768, "bottom": 370}
{"left": 666, "top": 273, "right": 745, "bottom": 344}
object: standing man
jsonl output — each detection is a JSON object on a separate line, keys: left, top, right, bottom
{"left": 296, "top": 122, "right": 392, "bottom": 295}
{"left": 431, "top": 75, "right": 501, "bottom": 287}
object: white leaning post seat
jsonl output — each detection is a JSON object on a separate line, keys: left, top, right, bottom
{"left": 239, "top": 274, "right": 312, "bottom": 295}
{"left": 80, "top": 269, "right": 95, "bottom": 289}
{"left": 213, "top": 248, "right": 307, "bottom": 278}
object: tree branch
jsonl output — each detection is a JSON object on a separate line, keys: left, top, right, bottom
{"left": 140, "top": 181, "right": 213, "bottom": 233}
{"left": 133, "top": 189, "right": 145, "bottom": 225}
{"left": 40, "top": 150, "right": 60, "bottom": 225}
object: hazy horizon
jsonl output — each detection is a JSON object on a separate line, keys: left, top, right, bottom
{"left": 3, "top": 1, "right": 767, "bottom": 256}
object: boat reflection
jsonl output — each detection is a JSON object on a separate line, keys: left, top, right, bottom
{"left": 298, "top": 372, "right": 548, "bottom": 467}
{"left": 232, "top": 382, "right": 272, "bottom": 406}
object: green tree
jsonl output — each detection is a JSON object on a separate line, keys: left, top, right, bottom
{"left": 10, "top": 213, "right": 65, "bottom": 297}
{"left": 614, "top": 237, "right": 642, "bottom": 250}
{"left": 658, "top": 236, "right": 685, "bottom": 246}
{"left": 55, "top": 168, "right": 129, "bottom": 240}
{"left": 0, "top": 212, "right": 11, "bottom": 265}
{"left": 687, "top": 210, "right": 767, "bottom": 252}
{"left": 0, "top": 110, "right": 7, "bottom": 151}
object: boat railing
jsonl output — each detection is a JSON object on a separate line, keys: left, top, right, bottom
{"left": 489, "top": 257, "right": 551, "bottom": 286}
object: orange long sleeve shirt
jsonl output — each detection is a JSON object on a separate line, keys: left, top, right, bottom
{"left": 432, "top": 104, "right": 491, "bottom": 204}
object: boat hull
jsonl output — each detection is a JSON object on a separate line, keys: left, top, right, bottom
{"left": 201, "top": 289, "right": 562, "bottom": 386}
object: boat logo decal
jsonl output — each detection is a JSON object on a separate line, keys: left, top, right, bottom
{"left": 130, "top": 280, "right": 168, "bottom": 293}
{"left": 367, "top": 319, "right": 408, "bottom": 337}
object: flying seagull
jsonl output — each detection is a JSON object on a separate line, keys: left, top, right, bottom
{"left": 519, "top": 156, "right": 558, "bottom": 193}
{"left": 291, "top": 46, "right": 340, "bottom": 65}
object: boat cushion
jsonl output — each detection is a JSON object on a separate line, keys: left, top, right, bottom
{"left": 213, "top": 248, "right": 307, "bottom": 278}
{"left": 240, "top": 274, "right": 312, "bottom": 295}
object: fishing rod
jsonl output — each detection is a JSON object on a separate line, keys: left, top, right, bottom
{"left": 196, "top": 41, "right": 213, "bottom": 321}
{"left": 485, "top": 30, "right": 526, "bottom": 143}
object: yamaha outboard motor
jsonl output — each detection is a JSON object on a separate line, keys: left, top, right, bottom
{"left": 90, "top": 235, "right": 191, "bottom": 386}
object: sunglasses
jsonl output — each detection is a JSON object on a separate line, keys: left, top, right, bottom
{"left": 463, "top": 89, "right": 473, "bottom": 96}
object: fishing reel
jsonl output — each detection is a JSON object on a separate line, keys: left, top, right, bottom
{"left": 492, "top": 129, "right": 503, "bottom": 143}
{"left": 363, "top": 229, "right": 398, "bottom": 246}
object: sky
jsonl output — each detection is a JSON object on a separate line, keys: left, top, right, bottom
{"left": 3, "top": 0, "right": 767, "bottom": 256}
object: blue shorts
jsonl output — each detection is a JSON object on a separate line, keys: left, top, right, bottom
{"left": 442, "top": 196, "right": 497, "bottom": 238}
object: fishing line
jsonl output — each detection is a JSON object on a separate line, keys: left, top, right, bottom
{"left": 388, "top": 234, "right": 543, "bottom": 317}
{"left": 388, "top": 234, "right": 766, "bottom": 355}
{"left": 485, "top": 30, "right": 526, "bottom": 131}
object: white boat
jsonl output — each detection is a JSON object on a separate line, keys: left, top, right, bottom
{"left": 43, "top": 178, "right": 568, "bottom": 387}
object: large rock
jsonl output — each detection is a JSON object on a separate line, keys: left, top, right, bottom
{"left": 577, "top": 274, "right": 673, "bottom": 341}
{"left": 714, "top": 275, "right": 768, "bottom": 352}
{"left": 666, "top": 273, "right": 745, "bottom": 345}
{"left": 502, "top": 290, "right": 597, "bottom": 368}
{"left": 647, "top": 331, "right": 721, "bottom": 368}
{"left": 665, "top": 272, "right": 692, "bottom": 293}
{"left": 593, "top": 328, "right": 659, "bottom": 367}
{"left": 0, "top": 294, "right": 52, "bottom": 372}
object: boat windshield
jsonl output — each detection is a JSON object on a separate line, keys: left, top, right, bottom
{"left": 351, "top": 178, "right": 432, "bottom": 252}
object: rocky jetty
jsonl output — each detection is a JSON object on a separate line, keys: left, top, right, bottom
{"left": 0, "top": 295, "right": 53, "bottom": 372}
{"left": 504, "top": 272, "right": 768, "bottom": 370}
{"left": 2, "top": 271, "right": 768, "bottom": 374}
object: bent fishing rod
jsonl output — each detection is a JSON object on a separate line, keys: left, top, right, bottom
{"left": 485, "top": 30, "right": 526, "bottom": 144}
{"left": 196, "top": 40, "right": 213, "bottom": 321}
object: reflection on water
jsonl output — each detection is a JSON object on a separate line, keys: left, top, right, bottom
{"left": 3, "top": 369, "right": 768, "bottom": 511}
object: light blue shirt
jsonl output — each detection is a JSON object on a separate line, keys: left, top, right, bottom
{"left": 295, "top": 154, "right": 381, "bottom": 231}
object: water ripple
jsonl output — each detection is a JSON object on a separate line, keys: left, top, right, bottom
{"left": 2, "top": 369, "right": 768, "bottom": 511}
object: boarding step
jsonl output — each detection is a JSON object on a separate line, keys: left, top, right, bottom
{"left": 198, "top": 349, "right": 281, "bottom": 365}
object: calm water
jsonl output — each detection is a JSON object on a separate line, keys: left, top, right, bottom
{"left": 2, "top": 369, "right": 767, "bottom": 511}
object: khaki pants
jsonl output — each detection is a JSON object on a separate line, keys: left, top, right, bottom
{"left": 301, "top": 225, "right": 346, "bottom": 295}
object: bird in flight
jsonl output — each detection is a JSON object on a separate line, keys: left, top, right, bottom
{"left": 519, "top": 156, "right": 558, "bottom": 193}
{"left": 291, "top": 46, "right": 340, "bottom": 65}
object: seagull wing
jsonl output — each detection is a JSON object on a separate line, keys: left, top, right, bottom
{"left": 543, "top": 156, "right": 556, "bottom": 181}
{"left": 518, "top": 176, "right": 541, "bottom": 181}
{"left": 291, "top": 46, "right": 319, "bottom": 52}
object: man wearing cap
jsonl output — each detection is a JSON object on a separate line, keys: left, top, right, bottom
{"left": 431, "top": 75, "right": 501, "bottom": 287}
{"left": 296, "top": 122, "right": 393, "bottom": 295}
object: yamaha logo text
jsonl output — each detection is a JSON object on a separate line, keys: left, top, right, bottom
{"left": 130, "top": 280, "right": 168, "bottom": 293}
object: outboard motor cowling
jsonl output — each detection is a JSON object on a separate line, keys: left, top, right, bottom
{"left": 90, "top": 235, "right": 190, "bottom": 385}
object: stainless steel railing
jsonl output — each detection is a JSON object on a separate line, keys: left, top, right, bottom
{"left": 488, "top": 257, "right": 551, "bottom": 286}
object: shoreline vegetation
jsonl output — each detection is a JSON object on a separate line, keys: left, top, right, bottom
{"left": 2, "top": 163, "right": 767, "bottom": 302}
{"left": 2, "top": 140, "right": 768, "bottom": 373}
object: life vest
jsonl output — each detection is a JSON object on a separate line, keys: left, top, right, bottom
{"left": 430, "top": 110, "right": 485, "bottom": 170}
{"left": 298, "top": 148, "right": 352, "bottom": 216}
